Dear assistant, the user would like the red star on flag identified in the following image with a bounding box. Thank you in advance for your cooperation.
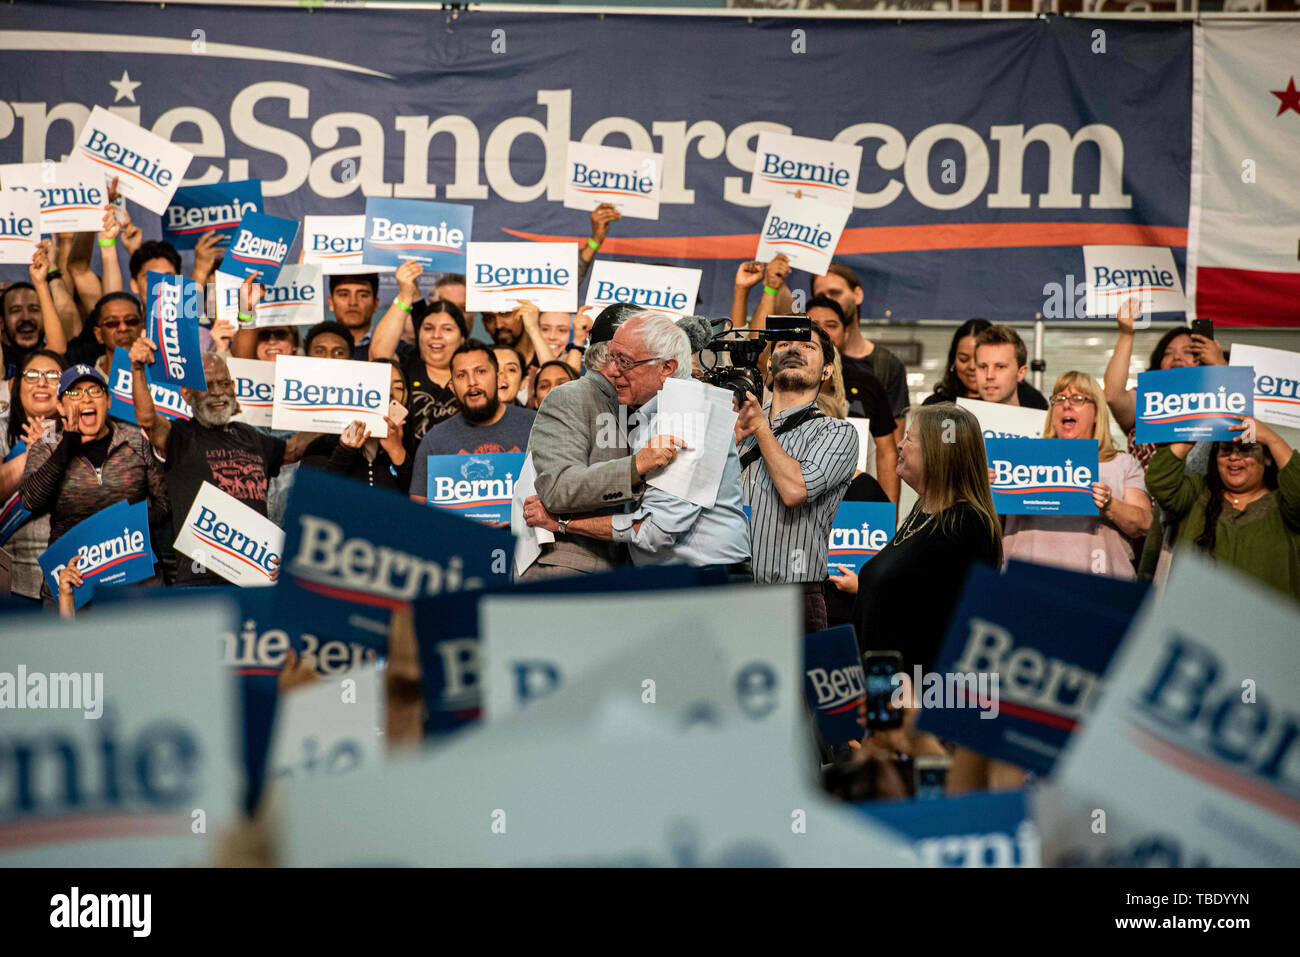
[1271,76,1300,116]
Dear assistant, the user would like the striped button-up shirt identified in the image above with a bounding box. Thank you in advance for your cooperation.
[740,400,858,584]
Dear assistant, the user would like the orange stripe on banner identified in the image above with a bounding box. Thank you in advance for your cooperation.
[500,223,1188,260]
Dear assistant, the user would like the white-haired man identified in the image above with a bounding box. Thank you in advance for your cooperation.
[129,341,316,585]
[524,313,750,573]
[518,308,684,580]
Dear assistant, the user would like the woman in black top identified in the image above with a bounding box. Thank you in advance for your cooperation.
[848,403,1002,671]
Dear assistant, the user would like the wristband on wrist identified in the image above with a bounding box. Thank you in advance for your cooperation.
[97,238,116,247]
[237,311,255,323]
[394,297,413,313]
[763,285,778,297]
[586,238,601,251]
[46,267,62,279]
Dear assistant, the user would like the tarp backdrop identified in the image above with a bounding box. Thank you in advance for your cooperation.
[0,4,1193,323]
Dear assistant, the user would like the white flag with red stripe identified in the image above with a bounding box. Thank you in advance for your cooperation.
[1189,23,1300,327]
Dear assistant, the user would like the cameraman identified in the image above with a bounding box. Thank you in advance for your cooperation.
[738,324,858,633]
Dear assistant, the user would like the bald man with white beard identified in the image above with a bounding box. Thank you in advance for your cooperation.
[128,344,317,584]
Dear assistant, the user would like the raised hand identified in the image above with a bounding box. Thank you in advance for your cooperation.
[193,230,222,279]
[395,260,424,303]
[734,260,764,291]
[1115,295,1143,334]
[763,254,791,292]
[590,203,620,243]
[29,243,51,286]
[237,271,263,318]
[129,335,157,367]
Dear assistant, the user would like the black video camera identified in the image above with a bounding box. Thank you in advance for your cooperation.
[698,315,813,407]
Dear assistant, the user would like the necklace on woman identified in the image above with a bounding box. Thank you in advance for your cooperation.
[893,504,934,545]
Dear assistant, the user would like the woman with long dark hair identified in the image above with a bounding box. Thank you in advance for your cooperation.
[0,349,66,600]
[1145,417,1299,600]
[369,261,467,443]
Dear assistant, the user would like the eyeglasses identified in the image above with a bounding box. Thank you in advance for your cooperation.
[605,351,665,373]
[1218,443,1261,458]
[1050,393,1096,407]
[257,328,294,341]
[100,317,142,331]
[21,369,61,383]
[63,385,106,399]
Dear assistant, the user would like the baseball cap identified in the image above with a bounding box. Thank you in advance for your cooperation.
[57,364,108,398]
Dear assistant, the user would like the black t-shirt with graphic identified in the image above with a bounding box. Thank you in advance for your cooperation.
[401,354,460,445]
[163,420,285,585]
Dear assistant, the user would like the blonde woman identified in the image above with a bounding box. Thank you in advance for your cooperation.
[844,404,1002,671]
[816,347,849,419]
[1002,372,1151,579]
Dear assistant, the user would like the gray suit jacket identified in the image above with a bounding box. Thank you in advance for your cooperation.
[528,370,641,573]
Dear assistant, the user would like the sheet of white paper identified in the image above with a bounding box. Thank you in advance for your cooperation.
[647,378,738,509]
[846,417,872,473]
[511,452,553,577]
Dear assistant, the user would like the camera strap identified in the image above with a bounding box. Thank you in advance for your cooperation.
[739,406,824,472]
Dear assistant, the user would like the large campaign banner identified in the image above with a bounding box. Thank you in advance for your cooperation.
[0,7,1195,324]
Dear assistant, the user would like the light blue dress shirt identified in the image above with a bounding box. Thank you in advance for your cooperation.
[610,394,751,567]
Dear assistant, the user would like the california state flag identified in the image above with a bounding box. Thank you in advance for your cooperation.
[1188,23,1300,327]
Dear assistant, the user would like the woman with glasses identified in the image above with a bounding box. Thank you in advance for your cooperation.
[0,350,65,601]
[1001,372,1152,579]
[1146,417,1300,600]
[20,365,169,599]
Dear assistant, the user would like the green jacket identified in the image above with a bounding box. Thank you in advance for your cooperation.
[1146,446,1300,602]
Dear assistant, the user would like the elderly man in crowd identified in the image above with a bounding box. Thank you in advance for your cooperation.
[524,314,750,573]
[515,303,677,580]
[129,340,316,585]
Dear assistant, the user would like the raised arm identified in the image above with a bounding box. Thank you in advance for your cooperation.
[730,261,764,330]
[517,300,556,365]
[1104,296,1141,433]
[577,204,619,287]
[63,230,101,320]
[369,260,422,361]
[129,335,171,454]
[43,238,80,338]
[97,206,124,295]
[29,245,67,354]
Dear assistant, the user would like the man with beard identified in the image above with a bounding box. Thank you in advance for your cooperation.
[737,323,858,633]
[2,254,69,380]
[408,339,535,505]
[127,342,316,584]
